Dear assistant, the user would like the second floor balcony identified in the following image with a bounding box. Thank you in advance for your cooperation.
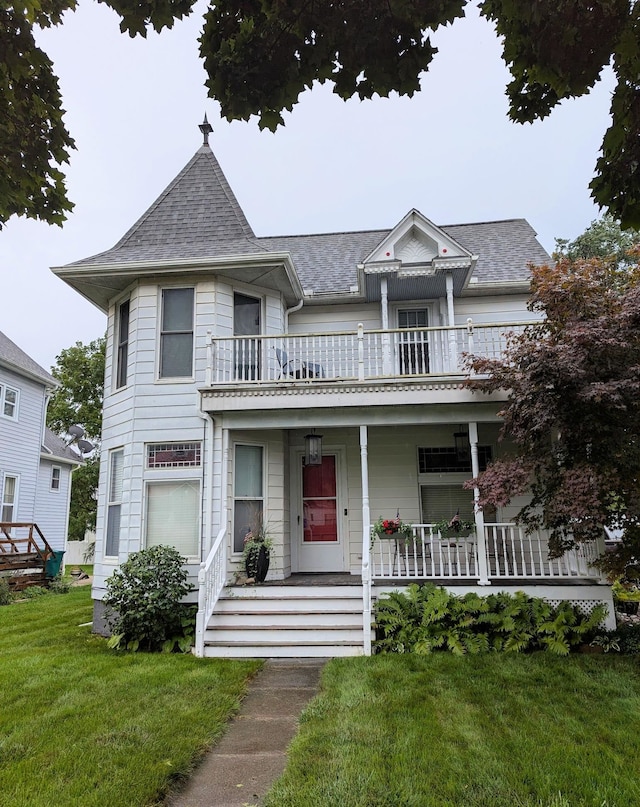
[205,320,529,387]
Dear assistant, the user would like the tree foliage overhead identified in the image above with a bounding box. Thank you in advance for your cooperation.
[3,0,640,228]
[47,337,105,541]
[464,251,640,577]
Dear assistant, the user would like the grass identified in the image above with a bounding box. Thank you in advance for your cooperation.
[0,586,261,807]
[265,653,640,807]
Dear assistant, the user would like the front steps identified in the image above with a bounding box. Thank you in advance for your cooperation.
[202,584,371,658]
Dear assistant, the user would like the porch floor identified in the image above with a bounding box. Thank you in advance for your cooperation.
[256,574,604,587]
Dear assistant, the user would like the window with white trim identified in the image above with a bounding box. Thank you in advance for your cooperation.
[116,299,130,389]
[159,287,194,378]
[0,384,19,419]
[1,474,18,522]
[145,480,200,557]
[51,466,61,491]
[233,444,264,553]
[105,449,124,557]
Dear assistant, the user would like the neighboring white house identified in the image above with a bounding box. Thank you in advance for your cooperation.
[0,331,81,557]
[53,125,615,656]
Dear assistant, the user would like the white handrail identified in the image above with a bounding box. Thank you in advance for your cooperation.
[193,526,227,657]
[370,523,605,582]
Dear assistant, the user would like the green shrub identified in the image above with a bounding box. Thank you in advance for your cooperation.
[21,585,48,599]
[0,576,12,606]
[374,583,607,656]
[48,576,71,594]
[609,622,640,654]
[104,545,195,652]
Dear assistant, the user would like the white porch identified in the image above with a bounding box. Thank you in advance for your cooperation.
[193,408,614,658]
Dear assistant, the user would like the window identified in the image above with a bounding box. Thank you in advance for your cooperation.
[51,467,61,491]
[105,449,124,557]
[146,480,200,557]
[147,442,201,469]
[398,308,429,375]
[421,485,475,526]
[160,288,194,378]
[233,444,263,553]
[1,475,18,522]
[116,299,130,388]
[418,446,492,474]
[0,384,19,419]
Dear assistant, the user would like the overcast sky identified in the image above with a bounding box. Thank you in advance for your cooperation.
[1,0,615,372]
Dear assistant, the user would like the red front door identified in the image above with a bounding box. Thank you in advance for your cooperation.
[298,455,344,571]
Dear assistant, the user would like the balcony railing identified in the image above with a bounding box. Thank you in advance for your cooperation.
[370,523,605,581]
[205,320,529,386]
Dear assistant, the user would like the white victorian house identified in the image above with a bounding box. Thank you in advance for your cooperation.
[53,125,614,656]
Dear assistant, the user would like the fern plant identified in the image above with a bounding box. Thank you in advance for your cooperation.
[374,585,608,656]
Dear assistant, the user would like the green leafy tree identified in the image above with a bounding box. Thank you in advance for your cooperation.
[4,0,640,228]
[464,251,640,578]
[47,337,105,541]
[555,214,639,267]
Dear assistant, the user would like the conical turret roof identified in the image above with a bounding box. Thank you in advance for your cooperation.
[70,144,265,266]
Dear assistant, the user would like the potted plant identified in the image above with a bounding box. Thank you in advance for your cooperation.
[612,578,640,615]
[372,515,414,540]
[241,517,273,583]
[433,513,475,540]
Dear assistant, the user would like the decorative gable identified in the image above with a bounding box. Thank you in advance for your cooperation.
[362,209,476,277]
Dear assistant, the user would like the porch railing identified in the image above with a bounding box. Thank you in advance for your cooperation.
[194,526,228,657]
[371,523,605,581]
[206,320,529,385]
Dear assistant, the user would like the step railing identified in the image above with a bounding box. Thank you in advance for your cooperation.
[206,320,529,385]
[371,523,605,581]
[0,523,55,566]
[194,526,228,657]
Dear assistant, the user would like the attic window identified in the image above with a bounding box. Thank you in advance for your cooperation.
[147,442,201,469]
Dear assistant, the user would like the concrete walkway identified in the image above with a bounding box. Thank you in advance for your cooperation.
[167,659,326,807]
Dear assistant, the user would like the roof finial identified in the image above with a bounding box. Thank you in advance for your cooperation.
[199,113,213,146]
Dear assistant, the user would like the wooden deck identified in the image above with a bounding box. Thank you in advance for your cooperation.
[0,523,57,590]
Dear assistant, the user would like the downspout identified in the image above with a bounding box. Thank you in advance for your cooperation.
[284,298,304,331]
[197,406,214,560]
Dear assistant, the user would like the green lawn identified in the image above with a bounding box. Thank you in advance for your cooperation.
[265,653,640,807]
[0,587,261,807]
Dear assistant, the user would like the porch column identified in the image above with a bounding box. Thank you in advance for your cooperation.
[380,277,392,375]
[360,425,372,655]
[445,272,458,372]
[469,421,490,585]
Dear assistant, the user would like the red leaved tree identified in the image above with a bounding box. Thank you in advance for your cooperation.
[464,251,640,577]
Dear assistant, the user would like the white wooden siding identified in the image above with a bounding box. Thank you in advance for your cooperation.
[35,459,72,552]
[288,303,381,334]
[0,367,47,524]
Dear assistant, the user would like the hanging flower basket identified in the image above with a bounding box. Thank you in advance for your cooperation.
[372,516,413,540]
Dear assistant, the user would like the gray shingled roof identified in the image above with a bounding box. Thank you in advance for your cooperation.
[0,331,57,386]
[69,146,266,267]
[43,427,83,464]
[62,144,551,293]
